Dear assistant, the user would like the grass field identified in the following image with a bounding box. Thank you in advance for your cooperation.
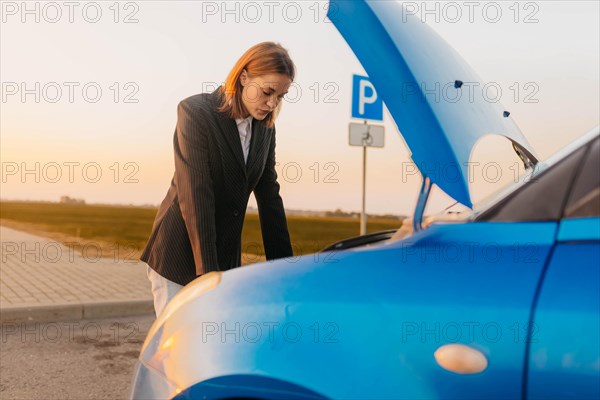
[0,201,402,264]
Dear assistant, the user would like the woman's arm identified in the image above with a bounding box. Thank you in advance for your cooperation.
[254,127,294,260]
[174,99,219,275]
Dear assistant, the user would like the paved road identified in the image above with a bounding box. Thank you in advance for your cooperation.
[1,225,151,308]
[0,314,154,399]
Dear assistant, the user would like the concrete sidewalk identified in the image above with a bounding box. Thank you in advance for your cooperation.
[0,226,154,324]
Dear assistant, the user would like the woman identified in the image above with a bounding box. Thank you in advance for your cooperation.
[141,42,295,317]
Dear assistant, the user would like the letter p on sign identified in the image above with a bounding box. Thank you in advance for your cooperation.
[352,74,383,121]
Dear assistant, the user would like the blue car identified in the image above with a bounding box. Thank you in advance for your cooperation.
[130,1,600,399]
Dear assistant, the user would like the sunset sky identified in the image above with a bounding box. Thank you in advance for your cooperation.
[2,1,599,216]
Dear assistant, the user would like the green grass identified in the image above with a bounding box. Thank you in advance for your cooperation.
[243,214,401,258]
[1,201,402,262]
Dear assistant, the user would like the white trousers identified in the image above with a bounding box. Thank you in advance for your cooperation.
[146,264,184,317]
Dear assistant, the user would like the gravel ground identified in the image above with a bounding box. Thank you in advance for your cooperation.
[0,314,155,400]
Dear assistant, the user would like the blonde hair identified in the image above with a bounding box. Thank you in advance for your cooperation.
[218,42,295,128]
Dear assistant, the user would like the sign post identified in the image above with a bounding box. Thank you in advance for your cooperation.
[349,122,385,234]
[361,122,367,236]
[350,74,384,235]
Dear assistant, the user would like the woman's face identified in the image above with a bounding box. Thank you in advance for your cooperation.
[240,71,292,120]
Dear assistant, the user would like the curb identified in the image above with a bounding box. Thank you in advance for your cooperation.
[0,299,154,324]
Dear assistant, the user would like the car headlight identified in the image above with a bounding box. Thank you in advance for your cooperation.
[129,360,181,400]
[142,272,222,355]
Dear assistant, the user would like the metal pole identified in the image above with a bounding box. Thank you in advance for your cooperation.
[360,121,368,236]
[361,144,367,235]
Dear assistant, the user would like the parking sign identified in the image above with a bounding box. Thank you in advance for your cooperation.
[351,74,383,121]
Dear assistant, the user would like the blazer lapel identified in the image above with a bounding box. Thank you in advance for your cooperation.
[207,88,270,183]
[220,118,247,175]
[246,118,264,172]
[246,119,272,190]
[208,89,247,176]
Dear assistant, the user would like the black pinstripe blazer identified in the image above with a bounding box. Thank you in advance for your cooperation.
[140,87,293,286]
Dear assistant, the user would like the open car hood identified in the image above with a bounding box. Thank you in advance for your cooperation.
[328,0,538,207]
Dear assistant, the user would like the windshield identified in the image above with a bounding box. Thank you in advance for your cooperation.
[471,128,599,218]
[389,129,598,242]
[471,166,537,217]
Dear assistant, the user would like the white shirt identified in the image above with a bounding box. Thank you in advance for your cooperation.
[234,115,253,164]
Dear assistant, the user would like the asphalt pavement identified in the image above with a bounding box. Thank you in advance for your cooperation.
[0,314,154,399]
